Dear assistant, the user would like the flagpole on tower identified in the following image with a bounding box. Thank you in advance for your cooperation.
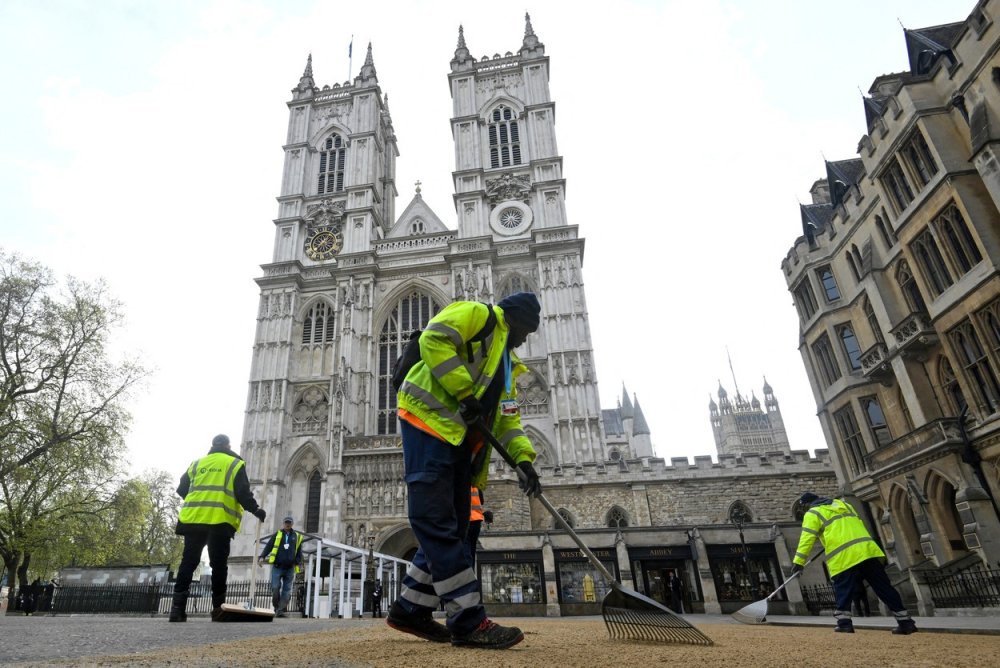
[348,35,354,82]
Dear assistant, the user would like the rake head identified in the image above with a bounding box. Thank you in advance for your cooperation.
[731,598,769,625]
[602,585,714,646]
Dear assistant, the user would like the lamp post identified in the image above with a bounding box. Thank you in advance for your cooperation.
[365,534,376,616]
[731,506,759,601]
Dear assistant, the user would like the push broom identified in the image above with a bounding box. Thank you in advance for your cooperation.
[215,450,275,622]
[731,551,822,624]
[478,420,713,646]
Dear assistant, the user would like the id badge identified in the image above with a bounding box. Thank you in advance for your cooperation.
[500,399,519,416]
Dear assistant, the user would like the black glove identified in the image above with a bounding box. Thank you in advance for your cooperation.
[790,564,803,576]
[482,510,494,524]
[517,461,541,497]
[460,396,485,422]
[253,508,267,522]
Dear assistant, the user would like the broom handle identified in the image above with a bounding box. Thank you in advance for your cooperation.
[247,446,270,606]
[477,420,618,585]
[766,551,822,602]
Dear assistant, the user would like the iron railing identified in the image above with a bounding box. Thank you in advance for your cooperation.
[799,584,837,614]
[11,581,305,616]
[926,566,1000,609]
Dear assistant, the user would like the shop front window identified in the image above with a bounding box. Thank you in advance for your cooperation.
[557,561,614,603]
[708,545,785,603]
[479,562,543,604]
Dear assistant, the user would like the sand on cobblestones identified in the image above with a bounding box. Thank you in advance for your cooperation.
[10,619,989,668]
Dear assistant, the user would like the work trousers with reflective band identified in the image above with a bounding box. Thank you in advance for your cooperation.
[398,421,484,634]
[831,557,910,627]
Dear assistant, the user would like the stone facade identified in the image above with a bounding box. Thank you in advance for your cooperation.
[781,0,1000,615]
[233,15,841,617]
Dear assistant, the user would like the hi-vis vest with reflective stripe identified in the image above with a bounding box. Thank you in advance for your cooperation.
[397,301,536,490]
[792,498,885,577]
[470,487,484,522]
[267,530,304,573]
[178,452,247,532]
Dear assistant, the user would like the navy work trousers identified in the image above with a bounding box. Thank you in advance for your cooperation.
[831,557,910,625]
[174,530,231,608]
[397,420,483,634]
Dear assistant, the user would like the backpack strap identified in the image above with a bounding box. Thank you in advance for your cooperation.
[465,303,497,360]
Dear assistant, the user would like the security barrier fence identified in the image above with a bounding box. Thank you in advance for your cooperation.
[8,581,305,616]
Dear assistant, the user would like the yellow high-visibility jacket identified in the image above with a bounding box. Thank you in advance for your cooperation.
[397,301,536,489]
[793,498,885,576]
[178,452,247,532]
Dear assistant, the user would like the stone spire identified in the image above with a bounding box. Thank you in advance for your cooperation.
[520,12,543,56]
[451,24,473,70]
[620,384,634,420]
[294,53,316,97]
[357,42,377,84]
[632,395,650,436]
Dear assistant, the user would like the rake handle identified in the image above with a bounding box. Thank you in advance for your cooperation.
[476,419,618,585]
[766,551,823,602]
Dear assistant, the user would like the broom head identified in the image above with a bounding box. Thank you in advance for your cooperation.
[602,584,713,646]
[215,602,275,622]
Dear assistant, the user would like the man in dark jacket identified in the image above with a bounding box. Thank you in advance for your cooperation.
[170,434,265,622]
[257,515,303,617]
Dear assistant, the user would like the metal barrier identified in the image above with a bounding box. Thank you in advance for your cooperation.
[10,581,306,617]
[799,584,837,615]
[927,566,1000,609]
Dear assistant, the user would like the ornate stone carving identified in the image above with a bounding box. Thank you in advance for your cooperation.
[305,199,346,227]
[485,173,531,205]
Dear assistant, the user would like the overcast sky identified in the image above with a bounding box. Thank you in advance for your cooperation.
[0,0,968,479]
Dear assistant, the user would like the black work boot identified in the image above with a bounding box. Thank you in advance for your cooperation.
[834,621,854,633]
[451,617,524,649]
[892,619,918,635]
[385,601,450,643]
[168,592,188,622]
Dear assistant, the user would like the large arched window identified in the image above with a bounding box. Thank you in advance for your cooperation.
[376,290,443,434]
[318,133,346,194]
[305,470,321,533]
[895,261,928,315]
[606,506,629,528]
[488,105,521,168]
[939,356,967,416]
[838,324,863,371]
[302,301,336,344]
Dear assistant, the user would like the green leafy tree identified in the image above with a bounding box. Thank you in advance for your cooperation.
[0,250,145,602]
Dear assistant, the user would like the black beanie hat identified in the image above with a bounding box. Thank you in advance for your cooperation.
[797,492,819,507]
[498,292,541,332]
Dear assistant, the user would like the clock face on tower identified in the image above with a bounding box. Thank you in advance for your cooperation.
[304,224,343,261]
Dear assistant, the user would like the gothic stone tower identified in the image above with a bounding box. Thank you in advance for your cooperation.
[235,16,618,563]
[709,378,791,456]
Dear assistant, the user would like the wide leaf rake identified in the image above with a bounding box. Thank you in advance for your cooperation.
[479,421,713,646]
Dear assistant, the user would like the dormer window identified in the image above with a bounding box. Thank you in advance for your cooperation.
[488,105,521,168]
[410,219,426,235]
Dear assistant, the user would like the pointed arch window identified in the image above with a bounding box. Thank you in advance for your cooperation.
[933,203,982,275]
[318,133,346,194]
[305,470,321,533]
[939,356,967,416]
[302,301,336,344]
[376,290,443,434]
[488,105,521,168]
[555,508,575,530]
[498,274,535,298]
[948,322,1000,414]
[864,298,884,344]
[606,506,629,528]
[895,261,928,315]
[838,324,863,371]
[846,252,860,282]
[912,229,954,296]
[860,395,892,448]
[833,405,867,475]
[728,501,753,525]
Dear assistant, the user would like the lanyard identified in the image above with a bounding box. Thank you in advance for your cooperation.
[503,348,513,394]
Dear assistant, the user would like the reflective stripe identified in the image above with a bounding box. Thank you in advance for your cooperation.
[825,536,875,560]
[188,485,236,497]
[433,568,477,595]
[801,527,819,536]
[433,356,465,376]
[425,321,463,348]
[795,552,809,561]
[892,610,911,619]
[834,609,853,620]
[401,383,464,423]
[182,500,241,519]
[223,457,241,489]
[401,586,440,608]
[500,428,526,447]
[406,564,434,586]
[444,590,481,615]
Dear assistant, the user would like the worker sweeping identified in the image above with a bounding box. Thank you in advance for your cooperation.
[170,434,266,622]
[791,492,916,635]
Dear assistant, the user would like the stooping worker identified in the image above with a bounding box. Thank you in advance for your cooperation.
[170,434,266,622]
[791,491,917,635]
[386,292,543,650]
[257,515,304,617]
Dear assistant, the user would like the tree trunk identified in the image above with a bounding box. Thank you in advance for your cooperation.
[3,551,22,610]
[16,552,31,587]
